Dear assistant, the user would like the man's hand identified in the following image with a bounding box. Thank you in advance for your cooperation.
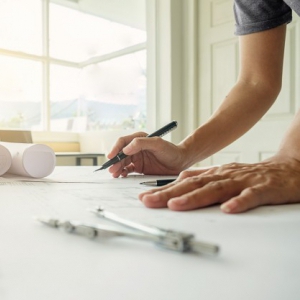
[107,132,187,178]
[139,155,300,213]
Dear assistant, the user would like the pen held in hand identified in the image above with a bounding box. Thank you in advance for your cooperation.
[140,179,176,186]
[94,120,178,172]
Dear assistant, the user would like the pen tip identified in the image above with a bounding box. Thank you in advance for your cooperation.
[94,167,103,172]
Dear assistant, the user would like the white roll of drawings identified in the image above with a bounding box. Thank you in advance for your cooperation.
[0,142,56,178]
[0,144,12,176]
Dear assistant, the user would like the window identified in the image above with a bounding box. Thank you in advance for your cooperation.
[0,0,146,132]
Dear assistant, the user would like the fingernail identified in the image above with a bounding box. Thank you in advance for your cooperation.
[123,145,131,155]
[143,194,161,203]
[221,201,237,213]
[170,197,188,206]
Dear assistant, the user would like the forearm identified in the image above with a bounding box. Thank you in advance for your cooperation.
[180,79,279,167]
[277,109,300,161]
[177,26,286,168]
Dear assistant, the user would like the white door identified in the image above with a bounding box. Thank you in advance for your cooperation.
[198,0,300,166]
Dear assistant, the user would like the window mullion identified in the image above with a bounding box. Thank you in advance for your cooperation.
[42,0,50,131]
[79,42,146,67]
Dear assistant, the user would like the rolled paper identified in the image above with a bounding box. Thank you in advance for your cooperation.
[0,142,56,178]
[0,144,12,176]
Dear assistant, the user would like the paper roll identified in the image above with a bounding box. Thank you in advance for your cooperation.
[0,144,12,176]
[0,142,56,178]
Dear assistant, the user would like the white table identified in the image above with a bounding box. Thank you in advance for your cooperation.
[1,167,300,300]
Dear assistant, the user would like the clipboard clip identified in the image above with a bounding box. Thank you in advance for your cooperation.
[35,207,219,255]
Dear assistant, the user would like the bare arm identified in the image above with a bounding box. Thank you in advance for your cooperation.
[108,25,287,179]
[138,25,300,213]
[180,24,287,166]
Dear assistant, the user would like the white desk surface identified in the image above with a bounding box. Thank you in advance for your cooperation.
[1,166,300,300]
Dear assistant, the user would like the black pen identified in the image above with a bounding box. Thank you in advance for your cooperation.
[94,120,178,172]
[140,179,176,186]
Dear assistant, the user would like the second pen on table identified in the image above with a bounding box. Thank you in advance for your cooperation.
[140,179,176,186]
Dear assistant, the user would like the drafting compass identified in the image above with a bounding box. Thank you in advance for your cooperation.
[35,207,219,255]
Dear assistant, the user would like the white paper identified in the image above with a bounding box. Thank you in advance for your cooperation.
[0,166,300,300]
[0,144,12,176]
[1,167,300,300]
[0,142,56,178]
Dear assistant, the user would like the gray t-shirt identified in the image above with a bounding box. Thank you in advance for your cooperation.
[234,0,300,35]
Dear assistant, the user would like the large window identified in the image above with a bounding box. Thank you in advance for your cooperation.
[0,0,146,132]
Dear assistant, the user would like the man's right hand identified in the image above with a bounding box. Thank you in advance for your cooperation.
[106,131,187,178]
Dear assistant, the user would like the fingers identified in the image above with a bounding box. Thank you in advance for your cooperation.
[107,134,167,178]
[108,135,184,178]
[107,132,147,159]
[168,178,242,211]
[122,136,167,156]
[178,168,212,179]
[220,184,280,213]
[120,164,136,177]
[109,162,136,178]
[138,176,214,204]
[139,172,283,213]
[140,175,242,210]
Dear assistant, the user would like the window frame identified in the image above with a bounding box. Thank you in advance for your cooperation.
[0,0,146,133]
[0,0,199,147]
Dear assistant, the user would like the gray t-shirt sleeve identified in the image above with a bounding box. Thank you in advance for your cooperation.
[234,0,292,35]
